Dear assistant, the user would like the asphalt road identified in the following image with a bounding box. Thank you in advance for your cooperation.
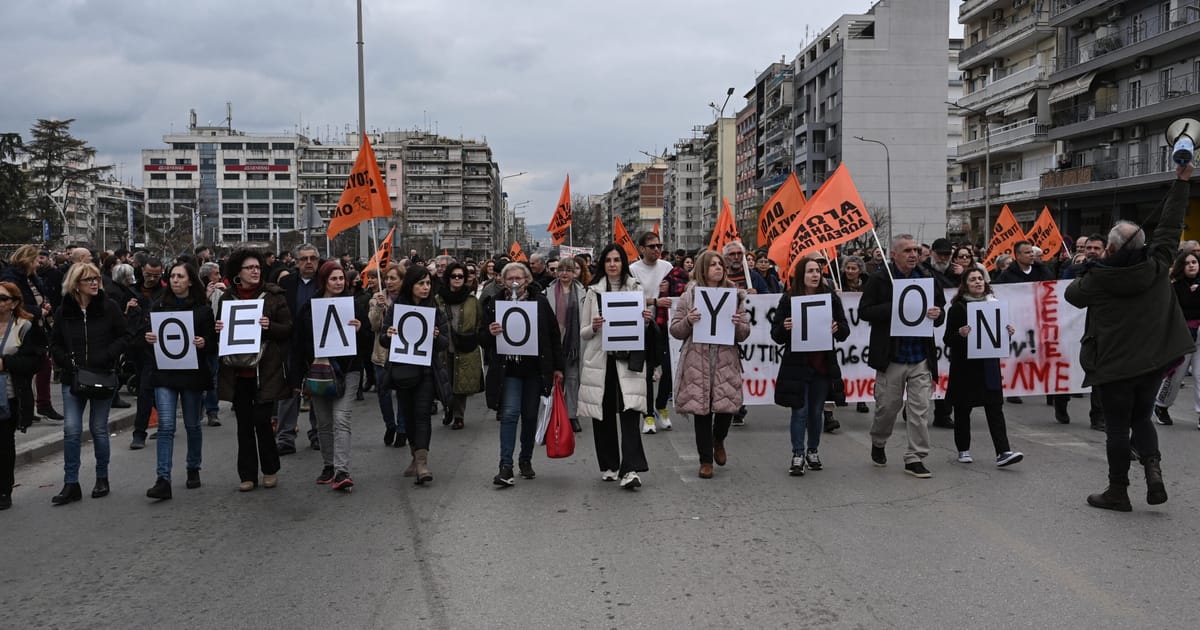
[3,394,1198,629]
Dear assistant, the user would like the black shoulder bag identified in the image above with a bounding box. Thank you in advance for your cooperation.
[66,308,120,400]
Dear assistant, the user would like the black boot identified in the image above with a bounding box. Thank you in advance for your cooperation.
[146,478,172,500]
[186,469,201,489]
[51,483,82,506]
[823,410,840,433]
[1087,484,1132,512]
[1144,456,1167,505]
[91,478,110,499]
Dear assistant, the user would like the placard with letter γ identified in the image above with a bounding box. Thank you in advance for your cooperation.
[496,301,540,356]
[789,294,833,352]
[389,304,436,366]
[601,291,644,352]
[150,310,197,370]
[218,299,264,357]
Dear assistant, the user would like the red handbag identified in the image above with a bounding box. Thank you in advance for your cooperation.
[545,380,575,458]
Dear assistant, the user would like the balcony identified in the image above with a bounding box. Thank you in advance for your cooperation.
[1041,152,1195,194]
[1050,74,1200,138]
[957,63,1047,110]
[956,117,1050,160]
[762,94,792,120]
[959,0,1002,23]
[960,11,1053,67]
[1054,2,1200,75]
[948,173,1039,209]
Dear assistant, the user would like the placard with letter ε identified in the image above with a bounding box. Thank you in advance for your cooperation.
[218,299,264,357]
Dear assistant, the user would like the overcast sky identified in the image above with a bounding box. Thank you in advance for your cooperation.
[0,0,961,228]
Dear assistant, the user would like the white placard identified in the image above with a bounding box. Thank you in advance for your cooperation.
[890,278,936,338]
[218,299,264,357]
[966,300,1011,359]
[389,304,436,366]
[311,297,356,358]
[496,301,540,356]
[789,294,833,352]
[150,311,198,370]
[693,287,738,345]
[601,291,644,352]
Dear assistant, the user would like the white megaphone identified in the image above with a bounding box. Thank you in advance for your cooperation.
[1165,117,1199,167]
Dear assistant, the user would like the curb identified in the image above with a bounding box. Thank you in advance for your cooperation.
[16,408,138,468]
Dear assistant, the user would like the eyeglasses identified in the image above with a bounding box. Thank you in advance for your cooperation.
[644,243,663,249]
[0,296,17,303]
[241,265,261,271]
[298,256,318,262]
[80,276,100,283]
[449,274,465,280]
[954,253,972,259]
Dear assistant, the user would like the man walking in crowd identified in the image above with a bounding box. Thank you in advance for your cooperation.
[1056,233,1107,429]
[129,258,164,449]
[629,232,676,433]
[920,237,959,429]
[276,243,322,454]
[528,253,554,293]
[722,240,762,426]
[1066,163,1193,512]
[859,234,946,479]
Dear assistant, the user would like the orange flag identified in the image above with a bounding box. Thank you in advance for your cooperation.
[328,134,393,240]
[548,175,572,246]
[613,216,639,262]
[708,198,739,252]
[1026,206,1066,262]
[757,173,807,248]
[508,240,528,263]
[652,221,659,235]
[767,164,873,276]
[982,205,1026,271]
[360,226,395,287]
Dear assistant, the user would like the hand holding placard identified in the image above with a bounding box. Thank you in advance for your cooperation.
[389,304,436,366]
[311,297,356,358]
[218,299,265,357]
[694,287,737,345]
[600,292,644,352]
[890,278,936,338]
[150,311,198,370]
[496,301,540,356]
[966,300,1011,359]
[789,295,833,352]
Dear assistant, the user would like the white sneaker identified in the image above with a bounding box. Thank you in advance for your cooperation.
[957,451,973,463]
[641,416,657,434]
[600,470,618,482]
[656,408,672,431]
[619,471,641,489]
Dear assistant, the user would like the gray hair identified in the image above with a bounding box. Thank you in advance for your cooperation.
[1108,220,1144,250]
[199,261,221,281]
[891,233,916,251]
[294,242,318,256]
[995,254,1013,269]
[112,263,136,286]
[1180,240,1200,253]
[529,252,546,265]
[721,240,745,255]
[499,262,532,282]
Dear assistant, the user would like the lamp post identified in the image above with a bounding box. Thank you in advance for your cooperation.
[948,101,991,242]
[708,87,735,236]
[853,136,892,243]
[499,172,527,251]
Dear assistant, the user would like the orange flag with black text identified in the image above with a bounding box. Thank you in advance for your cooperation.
[508,240,528,263]
[708,198,739,252]
[767,164,872,276]
[613,216,639,262]
[1026,207,1066,262]
[982,205,1026,271]
[757,173,807,248]
[328,134,392,240]
[360,226,395,287]
[548,176,572,245]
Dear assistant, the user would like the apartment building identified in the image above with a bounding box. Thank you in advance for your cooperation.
[701,118,737,237]
[94,176,145,252]
[664,136,706,253]
[734,100,759,243]
[608,161,666,238]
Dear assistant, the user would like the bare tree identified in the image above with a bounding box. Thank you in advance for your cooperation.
[23,119,111,245]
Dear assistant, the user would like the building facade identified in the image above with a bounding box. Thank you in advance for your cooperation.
[664,136,706,253]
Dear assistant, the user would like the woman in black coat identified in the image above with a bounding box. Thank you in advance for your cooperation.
[944,268,1023,467]
[771,256,849,476]
[48,263,129,505]
[0,280,47,510]
[138,262,217,500]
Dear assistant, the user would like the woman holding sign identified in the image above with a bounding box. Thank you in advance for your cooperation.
[382,265,449,485]
[669,250,751,479]
[292,262,371,491]
[139,262,217,500]
[944,268,1023,467]
[771,256,850,476]
[546,257,587,433]
[369,263,406,447]
[215,250,292,492]
[436,263,483,431]
[579,244,651,490]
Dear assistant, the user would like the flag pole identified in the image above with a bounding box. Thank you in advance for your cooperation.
[355,0,384,289]
[869,228,894,283]
[827,248,842,292]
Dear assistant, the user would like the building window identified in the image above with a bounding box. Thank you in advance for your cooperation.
[273,203,295,213]
[171,143,195,150]
[1129,80,1142,109]
[222,142,243,150]
[224,173,239,180]
[247,203,269,214]
[150,173,166,180]
[221,189,244,199]
[272,143,294,151]
[245,142,269,151]
[246,189,269,200]
[149,202,171,213]
[276,218,295,229]
[274,173,291,180]
[150,158,166,165]
[222,203,243,214]
[246,173,268,181]
[148,188,170,199]
[273,189,294,199]
[1160,68,1174,97]
[176,173,192,180]
[224,158,240,165]
[175,158,192,165]
[222,218,242,230]
[274,158,291,166]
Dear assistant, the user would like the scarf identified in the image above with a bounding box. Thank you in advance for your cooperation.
[439,282,471,306]
[556,283,580,363]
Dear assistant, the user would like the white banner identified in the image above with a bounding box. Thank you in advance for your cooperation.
[311,297,356,358]
[150,311,197,370]
[669,281,1089,405]
[218,299,264,358]
[496,301,539,356]
[559,245,593,258]
[601,292,644,352]
[389,304,436,366]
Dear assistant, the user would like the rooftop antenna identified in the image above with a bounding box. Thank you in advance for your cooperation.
[225,101,233,133]
[188,109,197,130]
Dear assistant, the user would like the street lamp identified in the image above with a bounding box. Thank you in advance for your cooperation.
[947,101,991,242]
[708,87,736,233]
[853,136,892,244]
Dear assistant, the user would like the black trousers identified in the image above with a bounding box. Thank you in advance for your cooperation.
[1052,390,1105,424]
[0,410,15,495]
[694,413,732,464]
[952,403,1011,455]
[233,377,280,483]
[644,325,673,412]
[594,359,648,475]
[396,371,434,451]
[1098,371,1161,486]
[132,360,156,438]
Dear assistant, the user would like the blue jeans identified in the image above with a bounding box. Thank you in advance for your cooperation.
[62,385,113,484]
[154,388,203,481]
[499,376,540,468]
[375,365,406,433]
[203,355,220,416]
[789,378,829,456]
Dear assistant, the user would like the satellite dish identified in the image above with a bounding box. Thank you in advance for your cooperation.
[1164,117,1200,167]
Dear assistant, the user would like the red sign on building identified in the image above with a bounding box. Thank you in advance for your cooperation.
[144,164,198,172]
[225,164,289,172]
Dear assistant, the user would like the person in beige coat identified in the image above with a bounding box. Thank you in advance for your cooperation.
[669,250,750,479]
[579,244,652,490]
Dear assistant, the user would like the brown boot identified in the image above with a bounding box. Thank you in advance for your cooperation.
[713,440,727,466]
[403,446,416,477]
[1144,456,1168,505]
[698,463,713,479]
[414,449,432,485]
[1087,484,1132,512]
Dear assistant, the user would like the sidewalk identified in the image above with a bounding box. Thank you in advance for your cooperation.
[15,381,140,466]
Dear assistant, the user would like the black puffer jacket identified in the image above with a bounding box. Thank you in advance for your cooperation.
[49,291,129,387]
[139,294,218,391]
[771,292,850,408]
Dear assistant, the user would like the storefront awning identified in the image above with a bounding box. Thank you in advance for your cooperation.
[1048,72,1097,105]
